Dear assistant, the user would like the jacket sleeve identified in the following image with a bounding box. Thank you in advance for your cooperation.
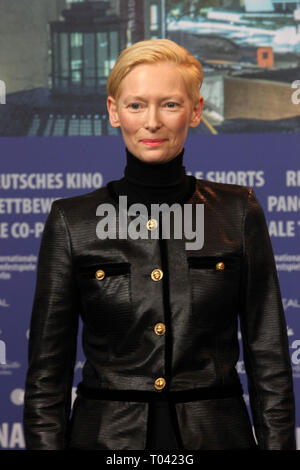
[239,188,296,450]
[23,201,79,450]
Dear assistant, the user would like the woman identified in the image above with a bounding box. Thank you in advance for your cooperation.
[23,39,295,450]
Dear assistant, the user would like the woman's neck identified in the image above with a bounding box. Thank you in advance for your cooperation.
[107,147,195,208]
[123,147,186,188]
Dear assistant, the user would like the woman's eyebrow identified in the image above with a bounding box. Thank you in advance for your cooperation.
[123,95,146,101]
[124,94,184,101]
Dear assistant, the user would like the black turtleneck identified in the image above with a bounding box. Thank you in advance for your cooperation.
[107,147,195,209]
[107,147,195,450]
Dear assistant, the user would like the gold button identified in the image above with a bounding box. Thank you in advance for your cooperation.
[151,268,163,281]
[154,323,166,336]
[147,218,158,231]
[216,262,225,271]
[154,377,166,390]
[95,269,105,280]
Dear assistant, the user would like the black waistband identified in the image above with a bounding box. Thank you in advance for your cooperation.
[76,382,243,403]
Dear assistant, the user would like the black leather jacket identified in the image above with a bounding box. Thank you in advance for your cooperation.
[23,178,295,450]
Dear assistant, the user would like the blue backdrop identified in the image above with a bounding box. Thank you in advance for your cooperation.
[0,134,299,449]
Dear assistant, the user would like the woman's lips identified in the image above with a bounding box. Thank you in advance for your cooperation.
[141,139,166,147]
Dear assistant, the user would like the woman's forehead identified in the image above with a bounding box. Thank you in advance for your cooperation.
[118,62,188,97]
[128,61,180,76]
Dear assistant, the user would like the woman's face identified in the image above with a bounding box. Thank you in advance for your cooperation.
[107,62,203,164]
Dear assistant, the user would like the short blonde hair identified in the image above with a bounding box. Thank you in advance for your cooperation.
[107,38,204,106]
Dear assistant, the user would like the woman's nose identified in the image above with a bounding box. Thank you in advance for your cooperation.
[144,106,162,131]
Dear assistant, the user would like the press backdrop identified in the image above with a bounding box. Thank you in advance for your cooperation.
[0,134,299,449]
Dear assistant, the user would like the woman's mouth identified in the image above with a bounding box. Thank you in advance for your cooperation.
[142,139,166,147]
[141,139,166,147]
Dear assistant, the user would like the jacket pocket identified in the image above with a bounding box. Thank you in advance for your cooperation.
[187,255,241,329]
[68,395,148,450]
[78,262,130,279]
[176,395,256,450]
[76,262,132,337]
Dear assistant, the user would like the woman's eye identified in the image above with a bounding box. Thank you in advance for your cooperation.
[165,102,178,108]
[128,102,179,110]
[129,103,141,110]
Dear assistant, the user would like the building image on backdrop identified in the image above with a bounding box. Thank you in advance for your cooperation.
[0,0,300,136]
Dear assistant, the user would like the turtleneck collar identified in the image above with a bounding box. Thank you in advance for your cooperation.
[123,147,186,188]
[107,147,196,208]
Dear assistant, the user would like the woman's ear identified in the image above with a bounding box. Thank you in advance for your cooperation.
[107,96,120,128]
[189,95,204,128]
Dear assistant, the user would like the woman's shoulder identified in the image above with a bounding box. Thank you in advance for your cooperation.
[50,185,112,217]
[194,177,252,201]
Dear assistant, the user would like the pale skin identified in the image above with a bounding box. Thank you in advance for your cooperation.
[107,62,204,164]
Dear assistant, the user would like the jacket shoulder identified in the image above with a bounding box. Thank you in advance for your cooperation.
[195,178,252,204]
[50,186,111,216]
[196,178,251,196]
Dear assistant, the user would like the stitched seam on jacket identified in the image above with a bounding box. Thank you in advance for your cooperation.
[240,188,265,449]
[53,202,77,449]
[55,203,75,260]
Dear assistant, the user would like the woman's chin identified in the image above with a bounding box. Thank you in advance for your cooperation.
[134,149,177,165]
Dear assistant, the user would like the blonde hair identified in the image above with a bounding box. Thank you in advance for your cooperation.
[107,39,204,106]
